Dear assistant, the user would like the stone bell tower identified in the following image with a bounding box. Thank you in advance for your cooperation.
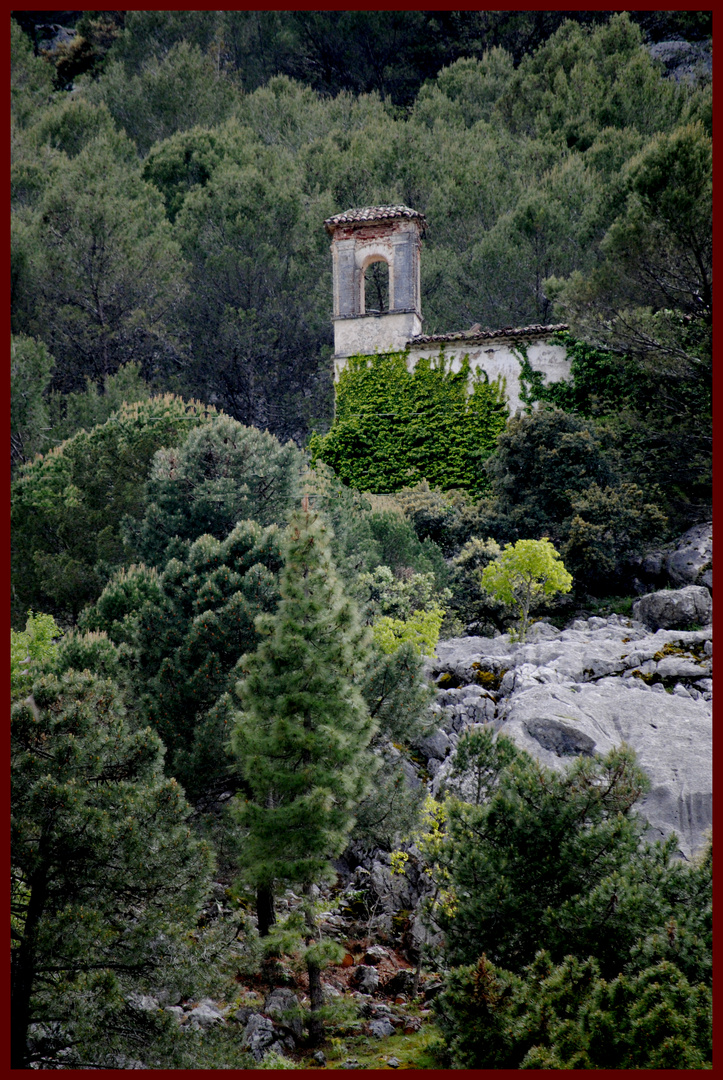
[324,205,426,367]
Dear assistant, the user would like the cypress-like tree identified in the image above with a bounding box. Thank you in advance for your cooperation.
[229,508,376,1042]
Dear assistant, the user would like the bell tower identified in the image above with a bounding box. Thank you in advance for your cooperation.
[324,205,426,367]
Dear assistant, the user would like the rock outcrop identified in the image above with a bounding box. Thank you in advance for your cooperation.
[632,521,712,592]
[426,597,712,859]
[633,585,712,630]
[647,39,712,84]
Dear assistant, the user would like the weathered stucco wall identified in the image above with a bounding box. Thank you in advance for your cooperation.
[333,336,571,415]
[332,312,423,375]
[406,338,571,415]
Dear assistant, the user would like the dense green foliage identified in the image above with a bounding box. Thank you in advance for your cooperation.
[230,511,376,891]
[11,667,213,1069]
[437,949,712,1069]
[11,395,217,626]
[429,729,712,1068]
[12,11,710,465]
[129,413,303,568]
[82,522,283,798]
[10,335,55,468]
[9,10,711,1066]
[229,511,376,1039]
[469,405,667,594]
[11,340,152,472]
[310,352,508,495]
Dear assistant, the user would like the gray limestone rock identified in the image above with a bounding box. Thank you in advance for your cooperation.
[414,727,451,761]
[430,614,712,859]
[264,988,303,1039]
[352,965,380,994]
[368,858,418,916]
[186,999,225,1030]
[647,39,712,84]
[368,1018,396,1038]
[498,681,711,858]
[127,994,159,1012]
[384,969,418,996]
[242,1013,276,1061]
[633,586,712,631]
[666,523,712,588]
[655,656,709,680]
[363,944,388,965]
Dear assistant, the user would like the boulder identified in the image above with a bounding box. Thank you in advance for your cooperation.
[647,39,712,84]
[264,988,303,1039]
[634,523,712,591]
[414,727,451,761]
[241,1013,277,1061]
[127,994,159,1012]
[496,680,711,858]
[666,523,712,588]
[633,586,712,631]
[351,965,379,994]
[186,999,225,1030]
[367,858,419,918]
[430,613,712,859]
[368,1018,396,1038]
[363,944,388,965]
[384,969,418,996]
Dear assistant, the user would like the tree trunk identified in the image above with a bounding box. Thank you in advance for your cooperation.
[11,863,48,1069]
[256,882,276,938]
[303,883,324,1045]
[306,956,325,1046]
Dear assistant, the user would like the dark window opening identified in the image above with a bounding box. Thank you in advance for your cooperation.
[364,260,389,313]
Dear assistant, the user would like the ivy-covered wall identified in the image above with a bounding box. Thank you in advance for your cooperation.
[309,350,508,495]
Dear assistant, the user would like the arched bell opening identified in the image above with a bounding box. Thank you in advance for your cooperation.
[363,257,390,314]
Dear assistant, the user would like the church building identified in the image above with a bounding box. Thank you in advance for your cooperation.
[324,205,572,414]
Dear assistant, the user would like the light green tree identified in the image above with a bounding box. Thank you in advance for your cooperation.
[481,537,572,640]
[10,612,61,701]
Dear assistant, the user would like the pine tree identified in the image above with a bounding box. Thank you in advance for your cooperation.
[229,508,376,1042]
[11,668,213,1069]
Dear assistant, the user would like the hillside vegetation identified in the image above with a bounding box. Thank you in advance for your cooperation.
[11,11,711,1070]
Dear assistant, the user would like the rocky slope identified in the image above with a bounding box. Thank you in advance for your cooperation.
[123,585,712,1067]
[423,586,712,860]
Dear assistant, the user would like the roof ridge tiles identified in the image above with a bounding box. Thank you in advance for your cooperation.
[324,205,426,230]
[409,323,569,344]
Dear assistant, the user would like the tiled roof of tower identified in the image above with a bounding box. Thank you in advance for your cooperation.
[324,205,426,231]
[409,323,569,345]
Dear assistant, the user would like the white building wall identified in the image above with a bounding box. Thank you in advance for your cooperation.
[334,337,572,415]
[405,339,571,415]
[332,312,423,376]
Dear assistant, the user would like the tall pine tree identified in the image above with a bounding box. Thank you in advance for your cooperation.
[229,508,376,1042]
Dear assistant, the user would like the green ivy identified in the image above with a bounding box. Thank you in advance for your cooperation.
[309,350,508,496]
[515,344,548,408]
[531,331,636,414]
